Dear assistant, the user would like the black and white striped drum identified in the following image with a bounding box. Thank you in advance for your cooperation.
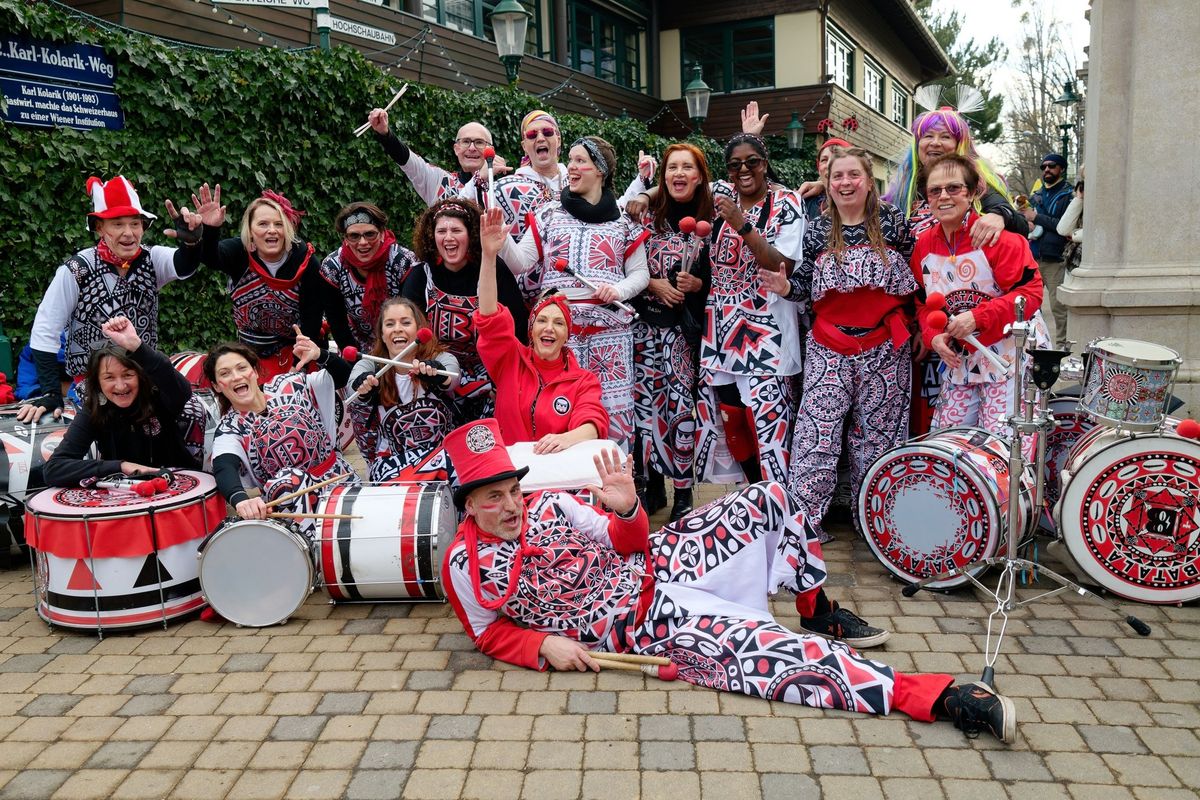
[1055,423,1200,604]
[858,428,1032,589]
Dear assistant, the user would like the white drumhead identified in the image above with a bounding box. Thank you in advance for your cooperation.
[199,521,314,626]
[508,439,618,492]
[1091,338,1180,365]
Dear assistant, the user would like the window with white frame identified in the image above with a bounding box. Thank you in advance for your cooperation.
[826,24,853,92]
[892,85,909,127]
[864,59,883,111]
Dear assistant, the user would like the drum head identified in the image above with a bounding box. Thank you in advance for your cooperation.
[199,521,314,626]
[858,429,1015,589]
[1057,431,1200,604]
[1090,338,1180,366]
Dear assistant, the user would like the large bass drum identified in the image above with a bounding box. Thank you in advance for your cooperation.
[1040,396,1097,533]
[1054,424,1200,604]
[858,427,1031,589]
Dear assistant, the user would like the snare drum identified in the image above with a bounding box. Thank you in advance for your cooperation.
[23,470,222,630]
[1040,396,1097,533]
[858,428,1032,589]
[318,482,454,601]
[1081,338,1181,431]
[197,519,316,626]
[1054,426,1200,604]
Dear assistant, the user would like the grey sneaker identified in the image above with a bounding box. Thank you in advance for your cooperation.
[945,682,1017,744]
[799,603,891,648]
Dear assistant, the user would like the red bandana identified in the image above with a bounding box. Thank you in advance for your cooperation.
[96,239,142,269]
[340,229,397,324]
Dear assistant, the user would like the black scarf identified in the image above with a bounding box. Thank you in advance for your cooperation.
[560,188,619,223]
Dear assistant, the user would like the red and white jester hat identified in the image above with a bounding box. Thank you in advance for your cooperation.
[86,175,157,230]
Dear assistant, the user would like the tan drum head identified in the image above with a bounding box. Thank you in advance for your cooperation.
[1090,338,1181,368]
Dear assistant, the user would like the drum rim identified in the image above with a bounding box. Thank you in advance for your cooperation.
[24,478,219,520]
[858,430,1012,587]
[1057,431,1200,604]
[1086,337,1181,369]
[198,519,315,625]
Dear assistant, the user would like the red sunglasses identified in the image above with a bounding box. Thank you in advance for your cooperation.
[524,127,558,140]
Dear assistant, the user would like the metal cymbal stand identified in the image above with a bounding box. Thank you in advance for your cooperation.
[902,297,1151,689]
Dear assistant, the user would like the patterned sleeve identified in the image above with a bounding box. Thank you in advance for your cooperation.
[786,224,822,302]
[401,150,455,207]
[883,203,915,261]
[772,191,806,263]
[549,492,649,556]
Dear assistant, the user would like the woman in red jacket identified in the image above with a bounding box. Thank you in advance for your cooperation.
[475,206,609,452]
[911,154,1048,439]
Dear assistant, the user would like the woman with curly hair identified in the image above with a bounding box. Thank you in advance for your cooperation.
[401,197,527,421]
[347,297,460,482]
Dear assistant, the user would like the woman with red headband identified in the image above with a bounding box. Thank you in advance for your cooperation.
[347,297,460,482]
[193,184,326,382]
[498,136,649,454]
[401,197,528,421]
[475,207,608,451]
[629,143,714,521]
[319,202,416,353]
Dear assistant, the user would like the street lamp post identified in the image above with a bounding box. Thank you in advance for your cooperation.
[785,111,804,154]
[683,65,711,133]
[1058,122,1076,170]
[490,0,532,84]
[1053,80,1083,175]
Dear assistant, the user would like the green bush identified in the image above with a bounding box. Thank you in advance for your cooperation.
[0,0,815,351]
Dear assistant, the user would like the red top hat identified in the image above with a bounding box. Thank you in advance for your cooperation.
[444,418,529,508]
[86,175,157,229]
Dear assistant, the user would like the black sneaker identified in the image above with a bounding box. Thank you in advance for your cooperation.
[799,602,890,648]
[945,682,1016,744]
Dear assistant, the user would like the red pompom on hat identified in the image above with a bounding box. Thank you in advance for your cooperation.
[86,175,157,229]
[444,418,530,508]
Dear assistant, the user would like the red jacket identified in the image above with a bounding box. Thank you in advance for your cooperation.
[474,304,609,444]
[911,212,1044,348]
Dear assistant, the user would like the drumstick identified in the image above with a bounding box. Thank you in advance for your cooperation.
[591,659,679,681]
[268,512,363,520]
[263,472,353,509]
[590,652,672,666]
[354,84,409,136]
[359,353,459,379]
[552,260,638,317]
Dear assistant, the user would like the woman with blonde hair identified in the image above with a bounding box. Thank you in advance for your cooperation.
[195,184,326,381]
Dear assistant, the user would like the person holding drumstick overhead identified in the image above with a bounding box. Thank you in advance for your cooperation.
[475,206,609,452]
[44,316,200,487]
[440,418,1017,745]
[205,326,359,521]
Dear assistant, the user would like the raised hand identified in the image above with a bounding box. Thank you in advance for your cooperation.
[741,100,768,136]
[369,108,389,135]
[585,449,637,517]
[188,183,226,228]
[757,262,790,296]
[715,195,745,229]
[162,199,202,244]
[355,373,380,397]
[101,315,142,351]
[480,206,508,258]
[637,150,657,181]
[291,324,320,372]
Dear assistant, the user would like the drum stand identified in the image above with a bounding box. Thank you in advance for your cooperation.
[902,297,1151,690]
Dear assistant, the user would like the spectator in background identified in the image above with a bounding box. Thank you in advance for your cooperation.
[1023,153,1074,347]
[1056,166,1085,274]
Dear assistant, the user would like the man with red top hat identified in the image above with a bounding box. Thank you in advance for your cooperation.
[17,175,211,423]
[441,418,1018,744]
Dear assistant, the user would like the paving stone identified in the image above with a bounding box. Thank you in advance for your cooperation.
[358,741,418,770]
[406,671,454,690]
[865,746,930,777]
[84,741,155,770]
[641,741,695,771]
[344,770,409,800]
[0,770,72,799]
[567,691,617,714]
[1101,754,1182,787]
[810,745,871,775]
[224,768,296,800]
[285,769,353,799]
[425,714,482,740]
[982,750,1053,781]
[0,653,55,672]
[1079,725,1151,754]
[115,694,175,717]
[219,653,272,673]
[20,693,82,716]
[520,769,581,800]
[109,769,183,800]
[640,715,690,741]
[940,778,1009,800]
[314,692,370,715]
[402,769,466,800]
[760,772,821,800]
[818,776,884,800]
[641,770,700,800]
[270,715,328,741]
[692,714,746,741]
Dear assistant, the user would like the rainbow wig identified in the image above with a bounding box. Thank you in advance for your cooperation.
[882,107,1012,219]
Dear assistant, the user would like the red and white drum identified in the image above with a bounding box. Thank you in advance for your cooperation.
[23,470,223,630]
[1054,425,1200,604]
[169,352,210,391]
[1,404,75,500]
[1040,396,1097,533]
[197,518,316,626]
[318,482,455,601]
[858,428,1032,589]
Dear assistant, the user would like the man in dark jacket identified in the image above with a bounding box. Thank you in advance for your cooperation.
[1023,153,1075,347]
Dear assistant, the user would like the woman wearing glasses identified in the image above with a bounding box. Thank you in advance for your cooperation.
[760,147,916,546]
[498,136,649,453]
[694,134,805,488]
[911,154,1047,441]
[319,202,417,353]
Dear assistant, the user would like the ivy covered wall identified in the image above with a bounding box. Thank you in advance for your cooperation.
[0,0,815,352]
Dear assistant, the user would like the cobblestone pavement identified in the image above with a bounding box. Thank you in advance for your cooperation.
[0,484,1197,799]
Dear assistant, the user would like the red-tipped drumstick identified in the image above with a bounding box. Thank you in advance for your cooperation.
[482,146,496,209]
[926,305,1008,373]
[678,216,697,234]
[552,260,638,317]
[374,328,432,379]
[1175,419,1200,439]
[341,345,359,363]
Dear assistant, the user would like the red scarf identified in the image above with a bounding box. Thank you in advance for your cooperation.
[96,239,143,270]
[340,230,397,325]
[462,512,544,611]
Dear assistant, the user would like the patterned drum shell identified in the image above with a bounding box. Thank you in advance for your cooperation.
[858,427,1031,589]
[318,482,454,601]
[24,471,221,630]
[1081,338,1180,431]
[197,519,316,626]
[1,404,75,500]
[1054,425,1200,604]
[1039,396,1097,533]
[169,352,211,391]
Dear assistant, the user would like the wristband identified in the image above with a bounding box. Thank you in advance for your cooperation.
[737,220,754,237]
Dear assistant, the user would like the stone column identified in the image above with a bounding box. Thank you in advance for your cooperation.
[1059,0,1200,412]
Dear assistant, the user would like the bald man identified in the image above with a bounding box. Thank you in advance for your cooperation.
[369,110,509,208]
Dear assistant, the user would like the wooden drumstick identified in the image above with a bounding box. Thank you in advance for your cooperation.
[268,512,362,520]
[590,652,672,666]
[354,84,408,136]
[263,472,353,509]
[591,659,679,681]
[359,353,460,379]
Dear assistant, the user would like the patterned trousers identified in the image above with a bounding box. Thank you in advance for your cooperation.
[787,335,911,540]
[570,327,635,453]
[933,381,1036,462]
[694,374,796,485]
[629,483,949,716]
[632,323,698,487]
